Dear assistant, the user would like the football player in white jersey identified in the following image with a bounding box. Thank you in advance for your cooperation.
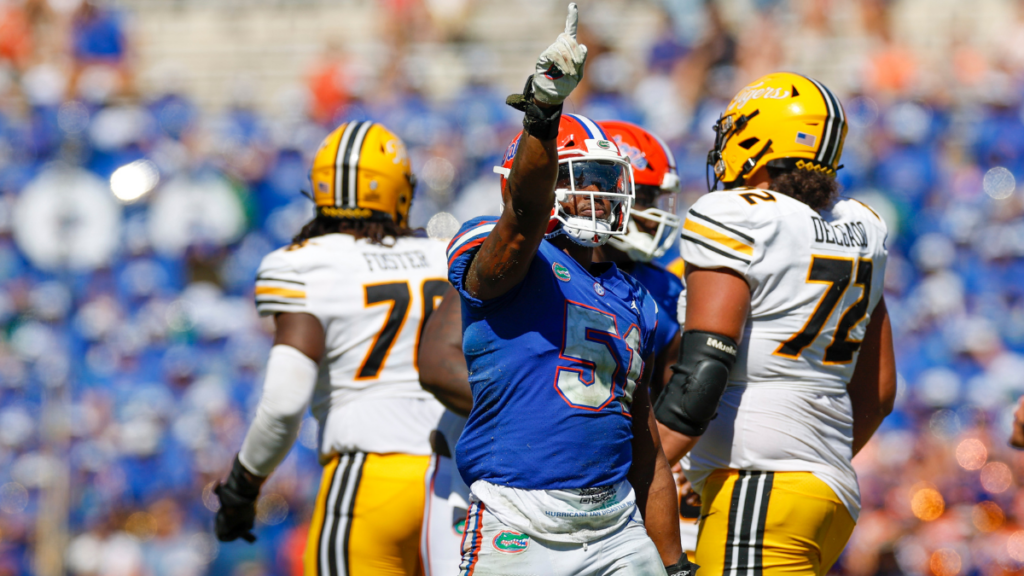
[213,121,449,576]
[653,72,897,576]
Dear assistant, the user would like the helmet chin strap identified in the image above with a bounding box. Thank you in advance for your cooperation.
[547,217,612,247]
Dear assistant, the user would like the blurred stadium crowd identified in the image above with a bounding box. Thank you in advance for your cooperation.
[1,0,1024,574]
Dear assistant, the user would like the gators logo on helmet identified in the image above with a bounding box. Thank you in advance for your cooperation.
[707,72,847,191]
[309,121,416,226]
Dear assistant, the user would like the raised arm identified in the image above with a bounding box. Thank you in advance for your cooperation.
[847,296,896,456]
[419,286,473,416]
[465,121,558,300]
[464,4,587,300]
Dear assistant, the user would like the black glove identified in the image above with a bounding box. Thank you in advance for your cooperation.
[666,554,700,576]
[214,456,263,543]
[506,75,563,141]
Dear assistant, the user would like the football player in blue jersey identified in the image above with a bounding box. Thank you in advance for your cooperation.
[420,121,692,574]
[441,5,690,575]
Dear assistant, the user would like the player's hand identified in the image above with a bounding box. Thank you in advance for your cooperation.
[673,466,702,509]
[1010,396,1024,449]
[531,3,588,105]
[213,456,264,543]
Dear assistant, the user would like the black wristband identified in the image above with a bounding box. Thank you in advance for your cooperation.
[506,75,563,140]
[665,555,700,576]
[221,456,261,504]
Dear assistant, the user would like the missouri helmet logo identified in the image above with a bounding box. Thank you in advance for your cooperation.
[727,81,791,112]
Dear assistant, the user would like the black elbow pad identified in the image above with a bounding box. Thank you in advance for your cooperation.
[654,330,738,436]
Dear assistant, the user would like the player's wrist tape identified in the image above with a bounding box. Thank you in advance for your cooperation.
[214,456,261,543]
[654,330,738,436]
[219,455,263,504]
[506,74,562,140]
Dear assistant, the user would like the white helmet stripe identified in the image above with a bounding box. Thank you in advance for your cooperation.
[825,85,845,165]
[804,75,844,166]
[346,121,374,208]
[333,122,357,208]
[805,77,834,164]
[565,114,605,140]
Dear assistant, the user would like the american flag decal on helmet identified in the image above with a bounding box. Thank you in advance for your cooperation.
[795,132,816,147]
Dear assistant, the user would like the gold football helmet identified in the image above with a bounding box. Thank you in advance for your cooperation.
[309,121,415,226]
[708,72,847,191]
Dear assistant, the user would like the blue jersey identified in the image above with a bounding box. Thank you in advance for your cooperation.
[629,262,683,357]
[447,217,659,490]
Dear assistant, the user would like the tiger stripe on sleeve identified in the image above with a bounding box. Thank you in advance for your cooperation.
[446,219,497,268]
[255,252,307,316]
[681,209,754,264]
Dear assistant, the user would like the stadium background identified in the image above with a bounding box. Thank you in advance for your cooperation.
[0,0,1022,574]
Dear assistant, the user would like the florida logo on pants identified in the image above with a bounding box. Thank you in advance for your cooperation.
[492,531,529,554]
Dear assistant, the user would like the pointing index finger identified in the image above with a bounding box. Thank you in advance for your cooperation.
[564,3,578,39]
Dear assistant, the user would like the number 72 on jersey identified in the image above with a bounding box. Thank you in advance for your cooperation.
[775,255,874,364]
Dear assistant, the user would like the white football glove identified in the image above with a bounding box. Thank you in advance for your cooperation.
[531,3,588,106]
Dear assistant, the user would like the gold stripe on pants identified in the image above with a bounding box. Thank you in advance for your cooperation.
[696,470,855,576]
[305,452,430,576]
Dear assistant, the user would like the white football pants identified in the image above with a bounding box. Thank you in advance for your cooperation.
[457,500,667,576]
[421,454,468,576]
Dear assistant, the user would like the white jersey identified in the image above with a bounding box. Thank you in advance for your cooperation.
[255,233,448,458]
[677,189,888,521]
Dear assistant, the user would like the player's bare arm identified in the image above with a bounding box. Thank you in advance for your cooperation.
[274,311,326,362]
[847,296,896,456]
[465,129,557,300]
[658,266,749,464]
[418,286,472,416]
[465,3,586,301]
[628,353,684,565]
[652,331,680,401]
[680,267,751,339]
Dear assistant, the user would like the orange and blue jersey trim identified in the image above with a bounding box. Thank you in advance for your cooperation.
[447,220,497,268]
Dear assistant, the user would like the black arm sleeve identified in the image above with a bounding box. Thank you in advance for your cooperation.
[654,330,738,436]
